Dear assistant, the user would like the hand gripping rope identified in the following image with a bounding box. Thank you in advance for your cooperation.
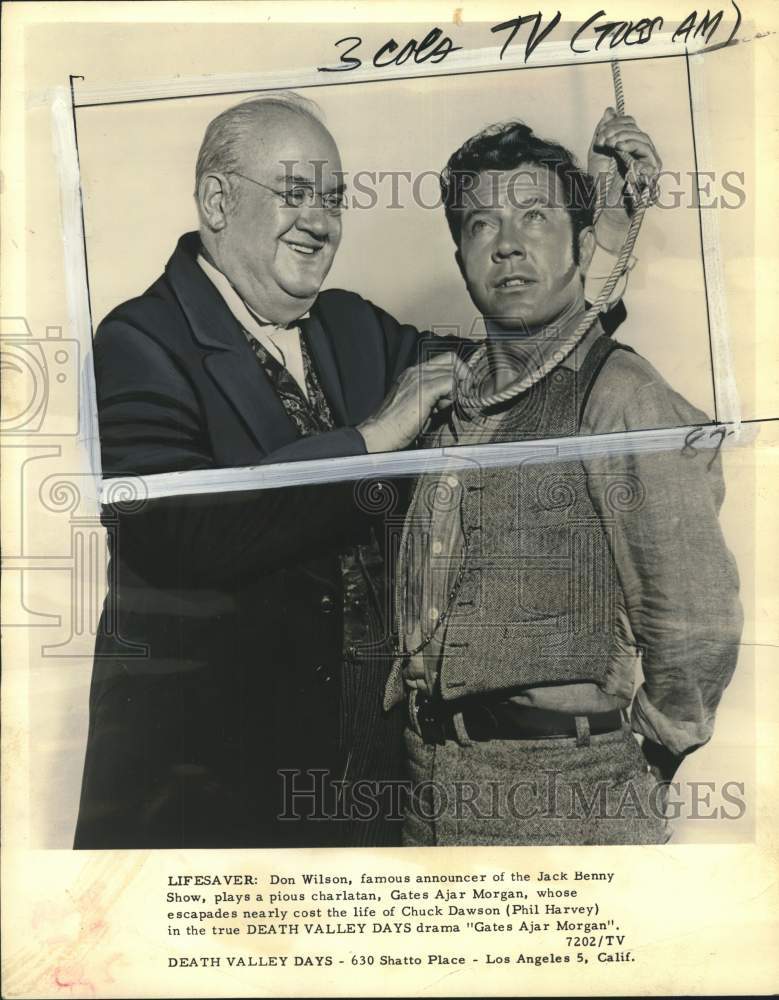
[455,61,654,419]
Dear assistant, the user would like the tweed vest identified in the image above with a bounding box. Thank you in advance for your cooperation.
[393,335,636,704]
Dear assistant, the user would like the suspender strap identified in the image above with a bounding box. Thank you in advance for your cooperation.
[576,335,636,431]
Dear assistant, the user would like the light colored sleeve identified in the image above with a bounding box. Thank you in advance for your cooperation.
[581,357,743,756]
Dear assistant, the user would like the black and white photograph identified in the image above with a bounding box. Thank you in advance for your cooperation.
[70,28,746,852]
[2,2,777,998]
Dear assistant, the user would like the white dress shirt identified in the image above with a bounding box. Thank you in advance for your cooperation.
[198,243,630,404]
[198,253,310,399]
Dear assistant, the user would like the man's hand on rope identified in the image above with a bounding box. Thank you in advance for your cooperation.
[588,106,663,253]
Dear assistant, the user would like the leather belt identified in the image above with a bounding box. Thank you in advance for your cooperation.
[416,695,623,745]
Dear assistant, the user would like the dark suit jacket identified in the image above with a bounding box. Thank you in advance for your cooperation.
[73,232,439,849]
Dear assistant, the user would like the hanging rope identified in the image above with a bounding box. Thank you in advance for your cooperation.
[455,61,652,419]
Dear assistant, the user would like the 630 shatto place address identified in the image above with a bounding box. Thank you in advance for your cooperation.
[169,950,633,968]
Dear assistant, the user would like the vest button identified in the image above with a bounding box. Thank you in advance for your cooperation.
[314,664,332,683]
[320,594,334,614]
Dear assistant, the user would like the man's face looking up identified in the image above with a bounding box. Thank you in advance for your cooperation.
[456,163,594,333]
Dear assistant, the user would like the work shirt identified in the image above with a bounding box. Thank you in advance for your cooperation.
[393,325,743,757]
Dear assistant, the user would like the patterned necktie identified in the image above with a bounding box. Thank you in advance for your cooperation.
[241,327,335,435]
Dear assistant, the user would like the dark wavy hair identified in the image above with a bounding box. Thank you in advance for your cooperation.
[440,121,596,264]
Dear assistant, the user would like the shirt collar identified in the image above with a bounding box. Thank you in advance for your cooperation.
[484,313,604,372]
[197,253,309,333]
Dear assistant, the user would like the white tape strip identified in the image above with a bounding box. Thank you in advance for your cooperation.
[687,51,741,428]
[99,422,757,504]
[50,85,103,511]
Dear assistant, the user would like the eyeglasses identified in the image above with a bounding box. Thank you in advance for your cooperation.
[229,171,345,213]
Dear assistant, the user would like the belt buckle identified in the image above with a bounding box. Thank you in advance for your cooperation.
[416,694,446,745]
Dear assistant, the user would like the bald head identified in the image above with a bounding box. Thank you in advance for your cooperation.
[195,94,330,201]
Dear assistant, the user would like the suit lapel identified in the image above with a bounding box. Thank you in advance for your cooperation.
[311,293,385,425]
[300,312,349,425]
[165,233,299,456]
[202,349,298,455]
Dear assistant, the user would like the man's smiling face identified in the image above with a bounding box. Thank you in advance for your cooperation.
[456,164,592,333]
[216,110,343,323]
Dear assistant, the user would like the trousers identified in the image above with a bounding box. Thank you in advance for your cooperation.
[403,720,671,846]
